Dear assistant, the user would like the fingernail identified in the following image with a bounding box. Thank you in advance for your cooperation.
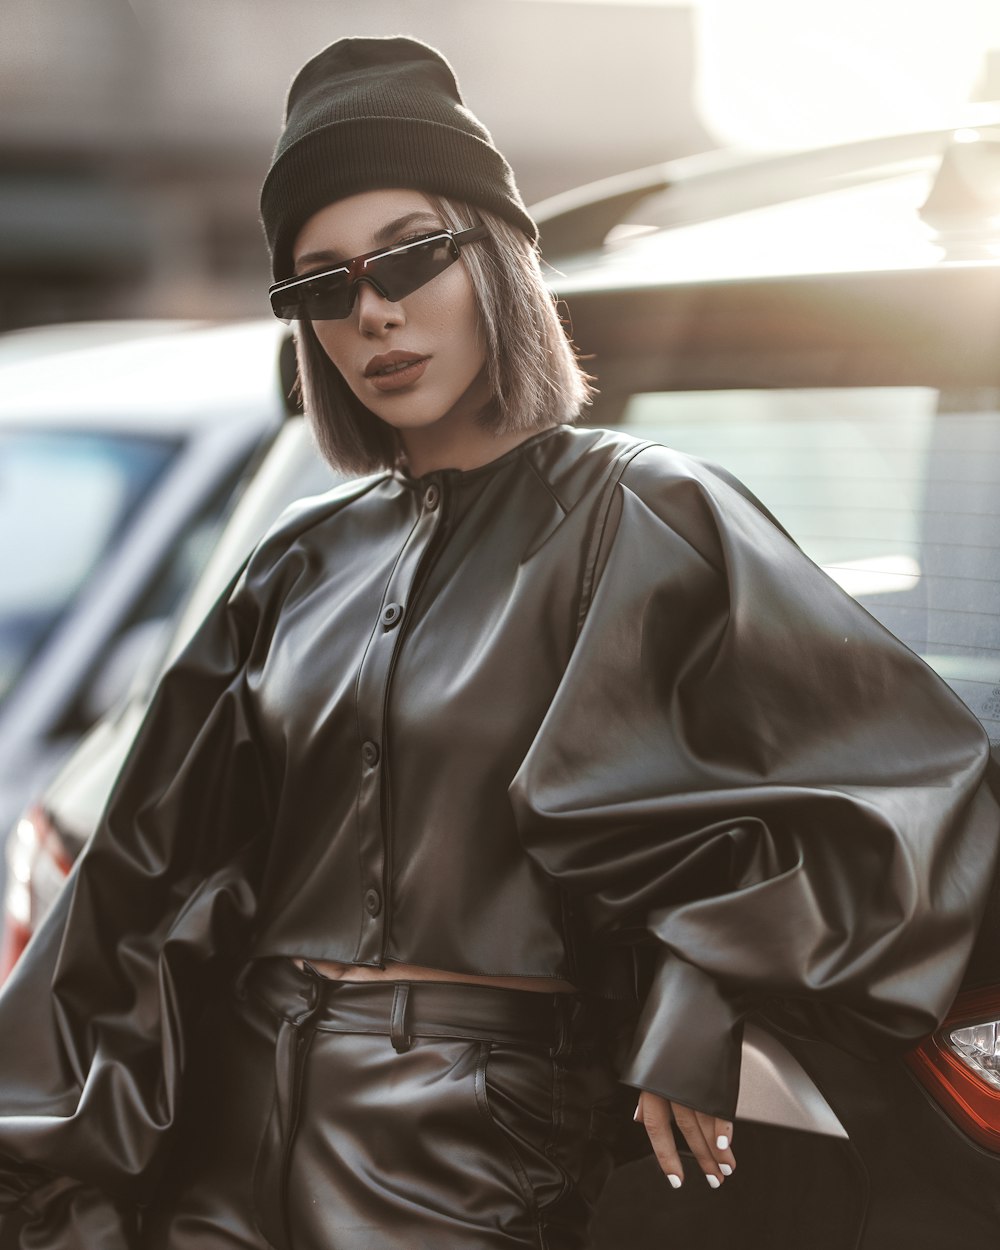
[716,1135,729,1150]
[667,1174,682,1189]
[719,1163,733,1176]
[633,1104,641,1123]
[706,1174,721,1189]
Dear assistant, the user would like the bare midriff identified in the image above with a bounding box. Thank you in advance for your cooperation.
[293,957,577,994]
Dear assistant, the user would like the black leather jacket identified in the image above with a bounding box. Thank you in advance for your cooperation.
[0,423,997,1243]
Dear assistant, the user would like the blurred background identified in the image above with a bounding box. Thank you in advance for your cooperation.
[2,0,999,331]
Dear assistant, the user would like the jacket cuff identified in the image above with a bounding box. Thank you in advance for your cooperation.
[618,950,746,1120]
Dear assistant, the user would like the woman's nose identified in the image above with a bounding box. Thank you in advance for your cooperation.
[354,279,405,335]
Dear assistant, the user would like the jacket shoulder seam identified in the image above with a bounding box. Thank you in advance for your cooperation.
[524,456,568,514]
[575,440,654,638]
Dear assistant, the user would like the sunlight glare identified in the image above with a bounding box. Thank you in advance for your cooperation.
[695,0,1000,148]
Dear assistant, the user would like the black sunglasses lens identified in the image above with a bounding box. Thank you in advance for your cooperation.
[294,272,354,321]
[271,235,464,321]
[371,236,458,302]
[270,270,354,321]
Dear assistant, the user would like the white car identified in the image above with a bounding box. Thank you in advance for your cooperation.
[0,319,291,902]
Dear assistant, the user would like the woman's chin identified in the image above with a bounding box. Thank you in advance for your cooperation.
[372,394,493,437]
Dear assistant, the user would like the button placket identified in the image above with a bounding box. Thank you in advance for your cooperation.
[352,480,447,964]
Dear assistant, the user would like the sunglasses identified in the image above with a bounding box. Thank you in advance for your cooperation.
[269,225,488,322]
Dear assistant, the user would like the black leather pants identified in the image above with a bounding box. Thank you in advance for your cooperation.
[142,960,626,1250]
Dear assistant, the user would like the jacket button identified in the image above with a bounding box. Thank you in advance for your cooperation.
[361,741,380,767]
[423,483,440,510]
[381,602,403,628]
[364,888,382,917]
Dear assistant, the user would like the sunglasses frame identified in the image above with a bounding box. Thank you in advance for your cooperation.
[269,224,488,323]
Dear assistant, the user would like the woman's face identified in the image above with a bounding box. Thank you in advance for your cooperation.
[292,189,489,438]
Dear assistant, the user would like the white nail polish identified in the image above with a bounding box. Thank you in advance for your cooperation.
[716,1135,729,1150]
[706,1174,721,1189]
[667,1174,682,1189]
[719,1163,733,1176]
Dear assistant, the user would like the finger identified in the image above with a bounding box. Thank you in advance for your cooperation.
[712,1117,736,1176]
[635,1094,684,1189]
[672,1103,725,1188]
[691,1109,735,1176]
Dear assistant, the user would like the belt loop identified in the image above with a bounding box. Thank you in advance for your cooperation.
[299,959,326,1008]
[550,995,578,1058]
[550,995,575,1055]
[390,983,412,1053]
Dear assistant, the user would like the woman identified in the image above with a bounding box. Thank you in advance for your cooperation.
[0,34,997,1250]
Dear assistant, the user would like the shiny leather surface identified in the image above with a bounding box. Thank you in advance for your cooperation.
[141,959,622,1249]
[0,424,997,1244]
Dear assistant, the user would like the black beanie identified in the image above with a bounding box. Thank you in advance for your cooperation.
[260,35,537,280]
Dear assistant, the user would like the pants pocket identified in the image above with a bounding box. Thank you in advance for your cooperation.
[479,1041,625,1250]
[475,1042,567,1228]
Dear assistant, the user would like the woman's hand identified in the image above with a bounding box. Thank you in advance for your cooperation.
[634,1091,735,1189]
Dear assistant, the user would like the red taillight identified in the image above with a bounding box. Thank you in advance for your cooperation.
[0,917,31,984]
[905,986,1000,1151]
[0,805,73,984]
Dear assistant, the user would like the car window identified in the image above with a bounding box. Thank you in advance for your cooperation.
[0,429,176,708]
[609,386,1000,744]
[124,462,253,632]
[155,421,339,673]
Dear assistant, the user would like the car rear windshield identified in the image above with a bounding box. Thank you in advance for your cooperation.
[0,429,176,709]
[610,386,1000,747]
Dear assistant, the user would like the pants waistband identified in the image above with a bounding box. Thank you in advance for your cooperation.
[240,957,598,1056]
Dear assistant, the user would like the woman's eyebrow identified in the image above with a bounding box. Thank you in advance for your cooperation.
[294,212,442,272]
[373,211,441,244]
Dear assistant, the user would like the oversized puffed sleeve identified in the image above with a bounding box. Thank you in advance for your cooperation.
[509,445,1000,1119]
[0,554,274,1248]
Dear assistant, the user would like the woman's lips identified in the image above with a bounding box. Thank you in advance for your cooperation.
[365,353,430,392]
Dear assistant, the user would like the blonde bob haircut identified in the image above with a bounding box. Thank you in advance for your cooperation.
[293,197,594,476]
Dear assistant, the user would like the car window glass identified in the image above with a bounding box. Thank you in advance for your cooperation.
[127,465,249,631]
[53,460,257,738]
[612,386,1000,743]
[152,430,339,677]
[0,429,175,708]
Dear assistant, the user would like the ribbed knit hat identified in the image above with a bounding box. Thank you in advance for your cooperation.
[261,35,537,280]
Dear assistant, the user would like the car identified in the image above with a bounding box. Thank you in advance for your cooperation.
[540,117,1000,1246]
[0,409,339,978]
[5,118,1000,1245]
[0,318,292,943]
